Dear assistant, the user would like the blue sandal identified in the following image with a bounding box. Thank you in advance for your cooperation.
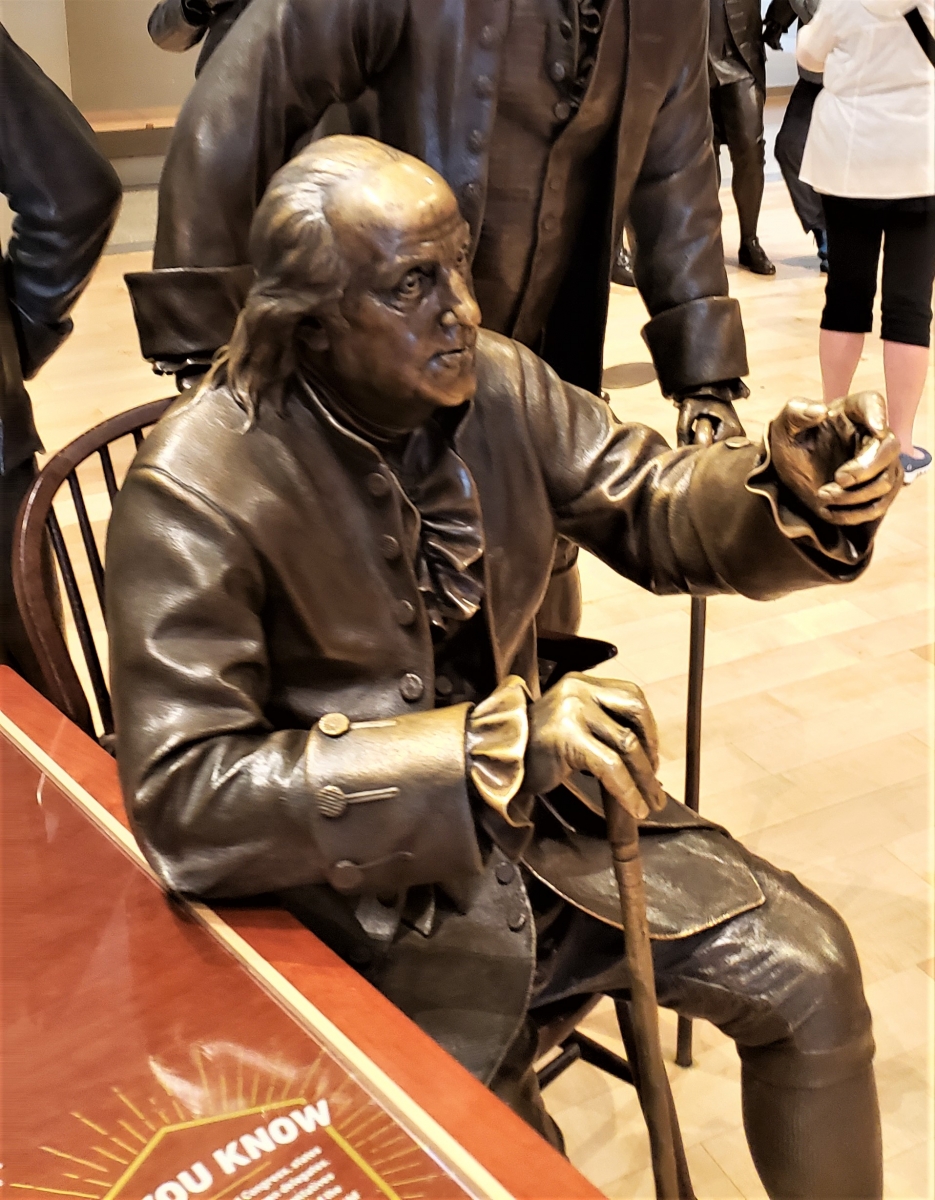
[900,446,933,484]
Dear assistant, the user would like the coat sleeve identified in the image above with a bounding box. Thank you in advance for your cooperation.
[626,4,749,397]
[147,0,208,52]
[128,0,406,369]
[0,25,121,379]
[106,463,484,900]
[518,347,876,599]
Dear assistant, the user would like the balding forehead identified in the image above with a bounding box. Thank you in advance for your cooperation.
[327,159,461,244]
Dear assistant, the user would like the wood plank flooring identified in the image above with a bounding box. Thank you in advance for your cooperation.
[23,178,934,1199]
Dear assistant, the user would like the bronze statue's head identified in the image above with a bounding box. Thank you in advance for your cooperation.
[222,135,481,431]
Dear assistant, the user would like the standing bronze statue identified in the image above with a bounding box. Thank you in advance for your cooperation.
[109,138,900,1198]
[127,0,754,631]
[0,24,121,691]
[708,0,777,275]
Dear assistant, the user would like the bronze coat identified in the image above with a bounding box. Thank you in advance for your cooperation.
[127,0,747,396]
[107,332,873,1082]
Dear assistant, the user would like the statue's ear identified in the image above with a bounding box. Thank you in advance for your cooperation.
[296,314,330,354]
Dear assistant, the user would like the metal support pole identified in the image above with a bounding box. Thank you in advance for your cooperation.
[676,417,713,1069]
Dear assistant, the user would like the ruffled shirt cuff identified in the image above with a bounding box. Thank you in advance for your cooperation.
[745,423,874,571]
[465,675,533,829]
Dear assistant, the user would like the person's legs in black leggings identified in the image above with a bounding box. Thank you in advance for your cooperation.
[775,80,826,238]
[879,205,935,455]
[820,195,884,400]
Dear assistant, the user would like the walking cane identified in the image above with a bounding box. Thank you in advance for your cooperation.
[602,785,682,1199]
[675,416,714,1069]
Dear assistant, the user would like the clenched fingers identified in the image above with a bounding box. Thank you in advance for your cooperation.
[586,706,665,812]
[590,680,660,771]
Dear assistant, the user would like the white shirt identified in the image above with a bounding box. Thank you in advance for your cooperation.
[798,0,935,198]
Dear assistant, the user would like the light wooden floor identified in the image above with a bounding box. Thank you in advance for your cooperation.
[25,179,934,1199]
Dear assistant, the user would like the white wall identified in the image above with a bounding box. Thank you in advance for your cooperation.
[0,0,72,94]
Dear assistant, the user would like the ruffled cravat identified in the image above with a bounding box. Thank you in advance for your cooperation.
[395,416,486,635]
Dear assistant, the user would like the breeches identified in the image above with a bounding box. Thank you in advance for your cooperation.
[822,195,935,348]
[492,846,881,1198]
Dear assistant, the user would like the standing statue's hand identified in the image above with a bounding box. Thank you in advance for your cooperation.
[770,391,902,526]
[524,673,666,820]
[676,397,745,446]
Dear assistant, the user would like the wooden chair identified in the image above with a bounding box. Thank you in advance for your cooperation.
[12,397,174,742]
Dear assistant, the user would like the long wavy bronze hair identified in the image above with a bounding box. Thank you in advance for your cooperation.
[209,136,406,419]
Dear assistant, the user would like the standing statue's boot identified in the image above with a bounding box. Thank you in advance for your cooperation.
[612,246,636,287]
[739,236,776,275]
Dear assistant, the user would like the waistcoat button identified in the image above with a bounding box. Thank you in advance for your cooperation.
[434,675,454,697]
[462,180,481,202]
[474,74,495,98]
[553,100,572,122]
[549,61,566,82]
[479,24,499,48]
[468,129,486,153]
[329,860,364,893]
[366,471,391,497]
[496,861,514,885]
[508,909,527,932]
[381,534,401,559]
[399,673,425,702]
[559,18,573,37]
[395,600,416,626]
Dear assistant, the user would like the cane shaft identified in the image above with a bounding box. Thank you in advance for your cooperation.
[604,796,680,1199]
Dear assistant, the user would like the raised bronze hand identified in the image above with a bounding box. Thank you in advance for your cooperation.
[770,390,902,525]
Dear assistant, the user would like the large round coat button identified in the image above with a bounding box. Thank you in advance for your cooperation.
[550,61,566,82]
[508,909,527,932]
[318,712,350,738]
[395,600,416,625]
[329,860,364,892]
[496,861,514,885]
[367,471,391,497]
[380,534,401,559]
[479,24,499,47]
[559,18,573,37]
[553,100,572,122]
[399,673,424,702]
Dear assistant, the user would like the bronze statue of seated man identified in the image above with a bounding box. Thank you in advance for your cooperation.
[107,137,900,1198]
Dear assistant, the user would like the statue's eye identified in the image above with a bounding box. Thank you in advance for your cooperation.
[396,269,425,298]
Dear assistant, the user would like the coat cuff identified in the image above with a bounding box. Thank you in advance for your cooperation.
[466,675,533,829]
[746,421,875,570]
[124,265,255,370]
[683,437,875,597]
[642,296,749,397]
[304,703,483,896]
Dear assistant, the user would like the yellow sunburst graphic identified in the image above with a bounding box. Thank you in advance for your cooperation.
[9,1044,465,1200]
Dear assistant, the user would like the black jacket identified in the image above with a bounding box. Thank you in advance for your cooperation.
[0,25,121,475]
[127,0,748,398]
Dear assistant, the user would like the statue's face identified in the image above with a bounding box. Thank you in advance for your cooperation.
[307,160,481,431]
